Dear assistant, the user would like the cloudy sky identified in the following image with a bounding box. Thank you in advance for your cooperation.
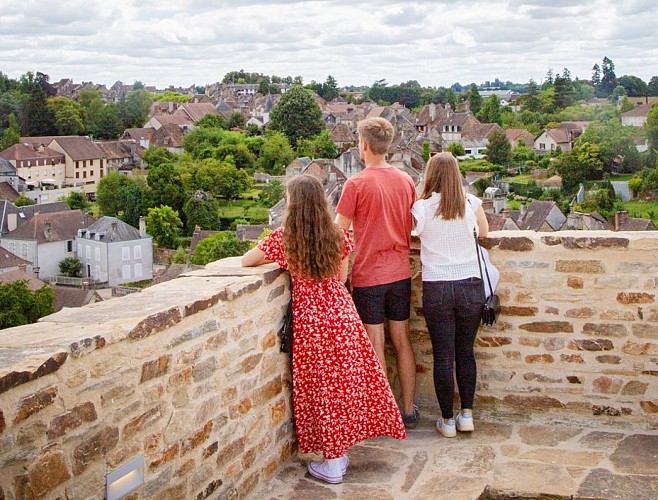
[1,0,657,90]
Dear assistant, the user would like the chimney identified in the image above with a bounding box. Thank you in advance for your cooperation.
[501,208,510,219]
[147,131,153,146]
[44,221,52,239]
[139,216,146,237]
[429,103,436,121]
[7,213,17,232]
[615,211,628,231]
[18,263,27,272]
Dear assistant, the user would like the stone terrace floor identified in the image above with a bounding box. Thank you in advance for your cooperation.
[263,408,658,499]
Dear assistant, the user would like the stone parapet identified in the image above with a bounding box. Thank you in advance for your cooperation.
[0,257,294,499]
[1,231,657,499]
[405,231,658,427]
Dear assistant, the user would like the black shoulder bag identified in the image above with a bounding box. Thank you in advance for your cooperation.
[278,279,293,354]
[474,229,500,326]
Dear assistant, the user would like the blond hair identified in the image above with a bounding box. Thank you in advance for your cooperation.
[357,117,394,155]
[282,175,344,281]
[420,152,465,220]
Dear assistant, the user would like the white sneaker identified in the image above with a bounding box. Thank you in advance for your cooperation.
[456,412,474,432]
[436,418,457,438]
[308,458,343,484]
[339,455,349,475]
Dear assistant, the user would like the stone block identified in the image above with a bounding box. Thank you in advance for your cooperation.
[252,377,283,405]
[582,323,628,337]
[270,398,287,426]
[168,368,193,391]
[600,309,636,321]
[568,339,614,351]
[519,321,573,333]
[523,373,561,383]
[525,354,554,364]
[101,384,136,407]
[567,376,582,384]
[28,450,71,497]
[596,354,621,364]
[621,381,648,395]
[176,344,203,370]
[475,336,512,347]
[592,376,623,394]
[567,276,584,289]
[500,306,537,316]
[261,331,276,350]
[143,384,164,405]
[0,410,4,434]
[167,319,220,349]
[202,441,218,460]
[622,341,658,356]
[14,386,58,424]
[504,351,521,360]
[123,405,162,438]
[561,353,585,363]
[545,306,559,315]
[229,398,253,419]
[556,259,605,274]
[140,355,171,383]
[195,396,221,427]
[181,420,213,455]
[205,331,228,351]
[617,292,655,304]
[640,401,658,413]
[216,436,245,469]
[149,443,179,471]
[633,323,658,339]
[241,353,263,373]
[73,425,120,475]
[192,357,219,384]
[129,307,182,340]
[47,401,97,438]
[519,337,542,347]
[543,337,565,351]
[566,307,595,318]
[592,405,632,416]
[230,320,255,341]
[196,478,223,500]
[0,351,68,396]
[503,395,564,409]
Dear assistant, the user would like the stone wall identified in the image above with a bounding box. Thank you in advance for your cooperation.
[405,231,658,427]
[0,258,294,499]
[1,231,658,499]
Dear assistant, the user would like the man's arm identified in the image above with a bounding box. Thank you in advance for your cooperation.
[335,213,352,231]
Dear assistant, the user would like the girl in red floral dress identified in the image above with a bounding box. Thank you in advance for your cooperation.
[242,175,406,484]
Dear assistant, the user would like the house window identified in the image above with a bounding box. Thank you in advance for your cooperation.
[134,263,142,278]
[95,265,101,279]
[539,143,546,150]
[551,144,556,151]
[122,264,131,280]
[90,171,94,177]
[77,243,82,255]
[76,172,80,179]
[9,242,15,254]
[83,160,86,168]
[75,161,79,168]
[85,246,91,259]
[134,245,142,260]
[122,247,130,262]
[21,243,28,257]
[83,171,87,178]
[67,240,73,252]
[95,247,100,261]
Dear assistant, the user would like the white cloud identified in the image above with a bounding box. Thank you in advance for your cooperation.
[0,0,656,88]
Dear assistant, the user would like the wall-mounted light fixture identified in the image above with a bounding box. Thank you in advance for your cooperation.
[106,455,144,500]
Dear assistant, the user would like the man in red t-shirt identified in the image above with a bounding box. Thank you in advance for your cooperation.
[336,117,419,428]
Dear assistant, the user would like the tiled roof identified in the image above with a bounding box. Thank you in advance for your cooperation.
[0,269,46,290]
[53,286,102,311]
[49,136,105,161]
[0,200,71,235]
[0,182,19,202]
[0,143,64,162]
[122,128,154,141]
[4,210,90,244]
[83,216,142,242]
[546,128,570,144]
[179,103,219,122]
[152,124,186,148]
[514,201,563,230]
[0,245,29,269]
[94,140,136,160]
[621,104,653,117]
[331,123,356,143]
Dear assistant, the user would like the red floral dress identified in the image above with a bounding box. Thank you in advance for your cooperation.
[258,227,406,458]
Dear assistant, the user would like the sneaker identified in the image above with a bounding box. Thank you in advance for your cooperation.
[401,404,420,429]
[308,459,343,484]
[456,412,474,432]
[339,455,349,476]
[436,418,457,438]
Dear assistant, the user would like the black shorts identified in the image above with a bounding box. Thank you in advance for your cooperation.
[352,278,411,325]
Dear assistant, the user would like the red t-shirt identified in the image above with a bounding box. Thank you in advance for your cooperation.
[336,166,416,287]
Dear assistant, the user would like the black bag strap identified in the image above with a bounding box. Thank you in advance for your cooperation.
[473,228,494,296]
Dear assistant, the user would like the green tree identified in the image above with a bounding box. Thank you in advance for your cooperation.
[183,195,219,234]
[117,89,152,128]
[152,91,191,103]
[578,118,642,172]
[142,147,174,168]
[96,171,132,216]
[60,191,90,210]
[146,205,183,249]
[484,129,511,165]
[59,257,82,277]
[257,80,270,95]
[646,104,658,162]
[422,141,430,162]
[447,142,466,156]
[96,104,124,139]
[47,96,85,135]
[191,158,252,201]
[258,180,285,207]
[520,79,541,112]
[648,76,658,96]
[553,69,575,108]
[269,85,324,147]
[618,75,648,97]
[466,84,483,114]
[120,178,148,228]
[78,89,105,136]
[190,232,251,265]
[477,95,502,125]
[555,142,605,188]
[195,114,227,130]
[14,194,36,206]
[147,162,187,213]
[256,132,295,174]
[227,112,246,129]
[321,75,339,101]
[296,129,338,159]
[0,112,20,151]
[18,71,57,136]
[0,281,55,330]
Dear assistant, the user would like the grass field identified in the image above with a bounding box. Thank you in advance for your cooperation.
[622,200,658,224]
[217,199,269,219]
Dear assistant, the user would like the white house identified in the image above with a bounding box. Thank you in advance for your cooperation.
[76,216,153,286]
[0,210,88,280]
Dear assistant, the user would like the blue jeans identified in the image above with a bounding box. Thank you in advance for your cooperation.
[422,278,484,419]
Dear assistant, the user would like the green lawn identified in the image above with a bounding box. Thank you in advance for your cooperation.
[623,200,658,224]
[501,174,533,184]
[217,200,269,219]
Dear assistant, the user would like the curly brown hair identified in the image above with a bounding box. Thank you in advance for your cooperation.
[282,175,344,281]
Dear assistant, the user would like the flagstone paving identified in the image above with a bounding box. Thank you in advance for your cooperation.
[263,408,658,499]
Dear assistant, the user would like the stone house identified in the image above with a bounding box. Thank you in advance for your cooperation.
[0,246,31,274]
[510,200,566,231]
[45,136,107,194]
[614,211,657,231]
[505,128,535,148]
[0,199,70,237]
[76,216,153,286]
[534,128,572,153]
[621,103,653,127]
[94,139,143,175]
[564,211,613,230]
[0,143,66,189]
[0,209,89,280]
[330,123,357,151]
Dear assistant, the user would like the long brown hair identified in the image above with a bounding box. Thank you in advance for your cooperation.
[282,175,343,280]
[420,152,465,220]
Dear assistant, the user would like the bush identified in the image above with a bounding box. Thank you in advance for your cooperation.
[190,232,251,265]
[59,257,82,277]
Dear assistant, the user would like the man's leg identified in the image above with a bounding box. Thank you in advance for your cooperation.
[363,323,386,373]
[389,319,416,415]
